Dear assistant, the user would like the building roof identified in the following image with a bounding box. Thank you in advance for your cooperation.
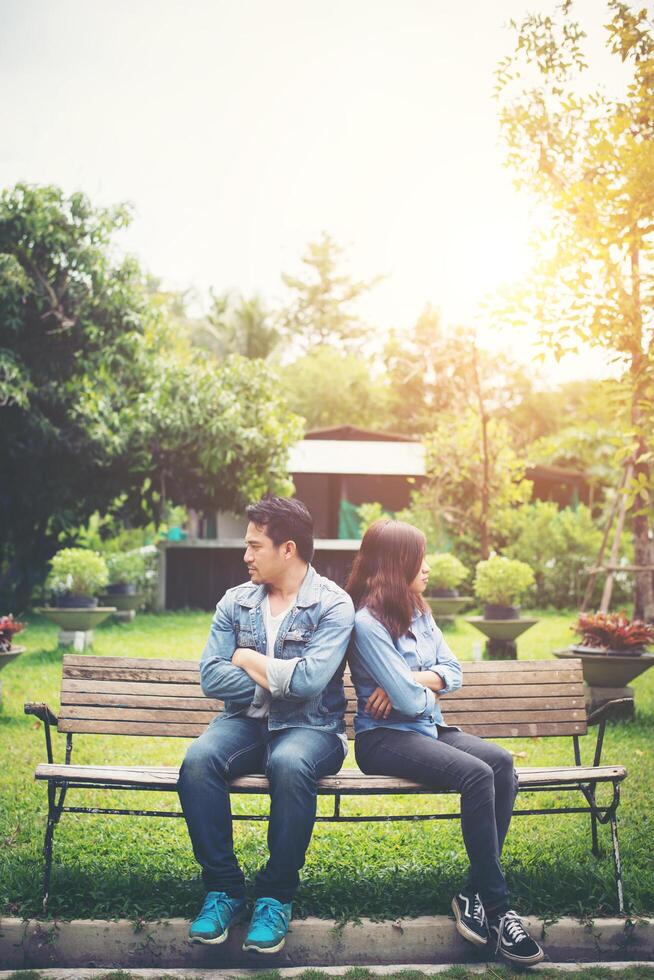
[289,438,425,476]
[305,425,419,443]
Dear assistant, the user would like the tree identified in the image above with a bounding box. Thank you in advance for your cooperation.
[400,411,532,568]
[201,291,279,360]
[279,346,390,431]
[384,305,533,436]
[0,185,300,610]
[280,232,380,352]
[496,1,654,618]
[136,351,301,513]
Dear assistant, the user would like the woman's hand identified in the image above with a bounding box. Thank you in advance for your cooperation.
[365,685,393,720]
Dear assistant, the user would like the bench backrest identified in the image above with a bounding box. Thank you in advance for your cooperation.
[58,655,587,740]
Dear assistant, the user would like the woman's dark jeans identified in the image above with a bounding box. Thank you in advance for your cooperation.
[355,726,519,914]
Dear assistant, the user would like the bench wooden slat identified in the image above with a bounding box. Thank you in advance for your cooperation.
[63,666,201,683]
[34,762,627,790]
[446,683,584,699]
[61,679,209,698]
[441,709,585,724]
[59,706,221,724]
[62,655,201,670]
[440,696,584,710]
[60,692,224,711]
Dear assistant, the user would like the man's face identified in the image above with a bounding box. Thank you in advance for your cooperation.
[244,522,287,584]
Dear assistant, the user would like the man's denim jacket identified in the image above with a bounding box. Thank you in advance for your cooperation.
[348,605,463,738]
[200,564,355,735]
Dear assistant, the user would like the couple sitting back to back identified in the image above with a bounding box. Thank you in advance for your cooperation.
[177,495,544,965]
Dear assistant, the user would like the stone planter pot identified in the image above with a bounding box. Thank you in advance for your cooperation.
[553,647,654,688]
[99,592,145,622]
[465,616,539,660]
[553,647,654,719]
[56,594,99,609]
[426,595,474,620]
[0,645,25,709]
[37,607,116,649]
[484,603,520,620]
[105,583,137,596]
[0,644,25,671]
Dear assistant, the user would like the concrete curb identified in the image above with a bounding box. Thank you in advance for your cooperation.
[1,965,653,979]
[0,916,652,970]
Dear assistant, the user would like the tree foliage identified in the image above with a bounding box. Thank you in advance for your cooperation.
[0,184,300,610]
[280,232,380,351]
[497,0,654,618]
[279,346,390,431]
[203,291,279,360]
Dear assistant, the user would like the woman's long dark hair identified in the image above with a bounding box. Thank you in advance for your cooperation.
[346,519,427,639]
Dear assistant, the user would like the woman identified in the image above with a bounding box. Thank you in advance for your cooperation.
[346,520,543,966]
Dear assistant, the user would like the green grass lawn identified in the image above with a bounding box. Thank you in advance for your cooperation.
[1,609,652,922]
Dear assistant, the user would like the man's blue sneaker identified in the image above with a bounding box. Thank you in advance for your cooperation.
[188,890,246,944]
[242,896,292,953]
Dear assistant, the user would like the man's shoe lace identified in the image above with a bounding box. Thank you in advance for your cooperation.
[253,898,288,933]
[199,891,232,925]
[495,910,529,951]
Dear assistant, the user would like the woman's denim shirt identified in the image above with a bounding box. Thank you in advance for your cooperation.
[200,564,354,735]
[349,605,463,738]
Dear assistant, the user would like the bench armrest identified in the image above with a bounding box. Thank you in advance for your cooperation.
[586,698,633,768]
[24,702,59,763]
[24,702,59,725]
[587,698,633,727]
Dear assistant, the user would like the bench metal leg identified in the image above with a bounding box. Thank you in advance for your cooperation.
[610,809,625,915]
[41,781,68,915]
[591,809,600,856]
[42,814,56,914]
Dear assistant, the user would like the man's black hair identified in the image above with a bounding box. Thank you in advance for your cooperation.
[246,495,314,563]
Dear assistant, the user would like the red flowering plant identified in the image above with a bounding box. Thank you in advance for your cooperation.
[0,615,25,652]
[572,611,654,655]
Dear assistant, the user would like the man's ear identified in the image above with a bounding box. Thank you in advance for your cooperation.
[282,539,297,561]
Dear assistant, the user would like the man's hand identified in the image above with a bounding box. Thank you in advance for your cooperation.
[365,685,393,720]
[232,648,270,690]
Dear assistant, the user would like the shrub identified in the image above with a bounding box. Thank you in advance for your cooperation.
[47,548,109,598]
[426,552,468,591]
[494,501,628,609]
[474,555,535,606]
[106,550,147,587]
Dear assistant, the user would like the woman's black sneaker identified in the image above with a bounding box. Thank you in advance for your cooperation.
[490,910,544,965]
[451,891,488,946]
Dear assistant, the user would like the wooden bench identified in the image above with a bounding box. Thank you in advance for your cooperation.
[26,654,629,914]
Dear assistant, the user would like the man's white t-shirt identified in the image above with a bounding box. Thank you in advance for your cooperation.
[245,595,294,719]
[244,595,349,756]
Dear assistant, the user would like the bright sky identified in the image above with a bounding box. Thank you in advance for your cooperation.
[0,0,628,383]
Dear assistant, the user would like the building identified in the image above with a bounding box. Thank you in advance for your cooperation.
[158,426,425,610]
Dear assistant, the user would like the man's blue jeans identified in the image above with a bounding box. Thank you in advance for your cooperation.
[178,715,344,903]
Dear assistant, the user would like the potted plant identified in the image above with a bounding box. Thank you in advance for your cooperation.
[47,548,109,608]
[571,611,654,655]
[0,614,26,708]
[0,614,25,653]
[99,550,147,620]
[466,555,538,659]
[473,555,535,619]
[38,548,115,644]
[554,611,654,702]
[424,553,472,621]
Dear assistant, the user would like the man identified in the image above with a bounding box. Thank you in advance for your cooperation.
[178,495,354,954]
